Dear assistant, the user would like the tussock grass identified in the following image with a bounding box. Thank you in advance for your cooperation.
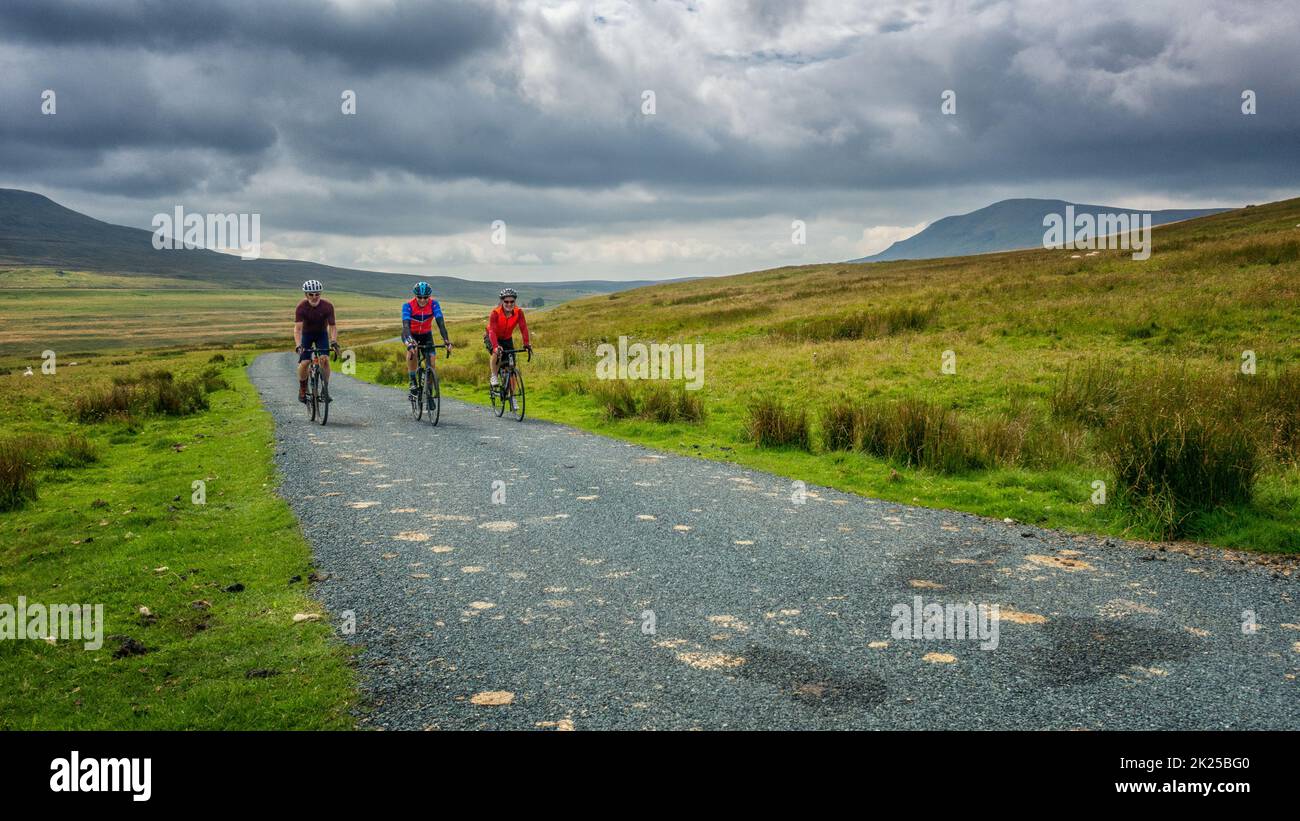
[592,380,639,420]
[820,396,1077,473]
[747,397,810,450]
[42,432,98,469]
[773,304,936,342]
[588,380,704,423]
[0,438,38,511]
[1050,359,1125,427]
[374,360,408,385]
[857,398,977,473]
[1050,362,1299,537]
[550,375,591,398]
[639,383,706,423]
[436,348,490,389]
[74,367,220,422]
[354,343,404,363]
[821,397,858,451]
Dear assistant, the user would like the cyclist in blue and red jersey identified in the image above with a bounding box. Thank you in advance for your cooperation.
[402,281,452,397]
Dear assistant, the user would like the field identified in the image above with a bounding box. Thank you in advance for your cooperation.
[0,268,488,357]
[0,346,357,728]
[351,198,1300,552]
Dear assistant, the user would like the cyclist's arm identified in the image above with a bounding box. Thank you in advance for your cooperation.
[401,302,414,344]
[487,313,500,350]
[518,310,531,347]
[326,303,338,345]
[294,302,306,350]
[433,300,449,343]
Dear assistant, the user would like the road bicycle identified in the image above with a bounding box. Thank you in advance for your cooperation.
[301,344,338,425]
[490,346,530,421]
[409,341,449,425]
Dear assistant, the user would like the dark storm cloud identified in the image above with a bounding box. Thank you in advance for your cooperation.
[0,0,1296,277]
[0,0,508,73]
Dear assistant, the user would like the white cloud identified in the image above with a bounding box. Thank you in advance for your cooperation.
[856,222,928,257]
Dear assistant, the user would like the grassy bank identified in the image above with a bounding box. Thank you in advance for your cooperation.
[352,198,1300,553]
[0,347,357,729]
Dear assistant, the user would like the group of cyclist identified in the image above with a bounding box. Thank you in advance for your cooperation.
[292,279,532,404]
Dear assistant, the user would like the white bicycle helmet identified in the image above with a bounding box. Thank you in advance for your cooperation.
[303,279,323,294]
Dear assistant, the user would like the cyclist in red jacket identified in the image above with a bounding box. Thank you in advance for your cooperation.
[484,288,531,388]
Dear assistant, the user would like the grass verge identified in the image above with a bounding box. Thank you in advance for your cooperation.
[0,349,357,729]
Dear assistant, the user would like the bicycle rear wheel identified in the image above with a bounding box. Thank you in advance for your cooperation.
[510,369,525,421]
[428,368,441,426]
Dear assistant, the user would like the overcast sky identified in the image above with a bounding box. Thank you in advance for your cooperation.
[2,0,1298,282]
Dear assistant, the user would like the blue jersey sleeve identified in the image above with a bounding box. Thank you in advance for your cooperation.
[401,301,412,321]
[432,300,443,320]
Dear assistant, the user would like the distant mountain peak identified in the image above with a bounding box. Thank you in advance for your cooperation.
[849,198,1232,263]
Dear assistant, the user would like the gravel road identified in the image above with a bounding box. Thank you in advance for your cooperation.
[250,352,1299,730]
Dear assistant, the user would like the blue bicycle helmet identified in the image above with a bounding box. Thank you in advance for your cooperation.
[413,281,433,297]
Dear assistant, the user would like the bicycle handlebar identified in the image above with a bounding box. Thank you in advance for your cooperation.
[410,341,451,358]
[499,346,532,363]
[301,345,338,361]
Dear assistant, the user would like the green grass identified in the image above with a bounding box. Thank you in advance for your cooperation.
[0,348,358,729]
[350,198,1300,552]
[0,270,489,357]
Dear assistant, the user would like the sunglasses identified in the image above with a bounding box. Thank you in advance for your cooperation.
[502,299,515,304]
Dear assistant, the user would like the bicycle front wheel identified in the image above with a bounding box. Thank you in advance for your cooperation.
[510,369,525,421]
[319,378,329,426]
[492,371,507,417]
[410,373,423,420]
[308,368,319,422]
[428,368,441,426]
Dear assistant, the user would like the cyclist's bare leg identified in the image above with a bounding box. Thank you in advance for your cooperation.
[404,347,419,390]
[489,348,501,384]
[319,355,331,382]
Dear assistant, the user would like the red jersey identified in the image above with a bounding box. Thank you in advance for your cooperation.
[487,305,529,348]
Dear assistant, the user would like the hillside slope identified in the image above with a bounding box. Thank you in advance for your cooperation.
[851,198,1231,262]
[0,188,656,302]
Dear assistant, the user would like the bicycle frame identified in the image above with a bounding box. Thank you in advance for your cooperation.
[409,342,448,425]
[302,346,335,424]
[491,346,530,421]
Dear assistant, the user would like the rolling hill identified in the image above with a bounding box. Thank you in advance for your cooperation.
[851,198,1232,262]
[0,188,658,303]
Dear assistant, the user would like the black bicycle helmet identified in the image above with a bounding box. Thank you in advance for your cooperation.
[499,287,517,300]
